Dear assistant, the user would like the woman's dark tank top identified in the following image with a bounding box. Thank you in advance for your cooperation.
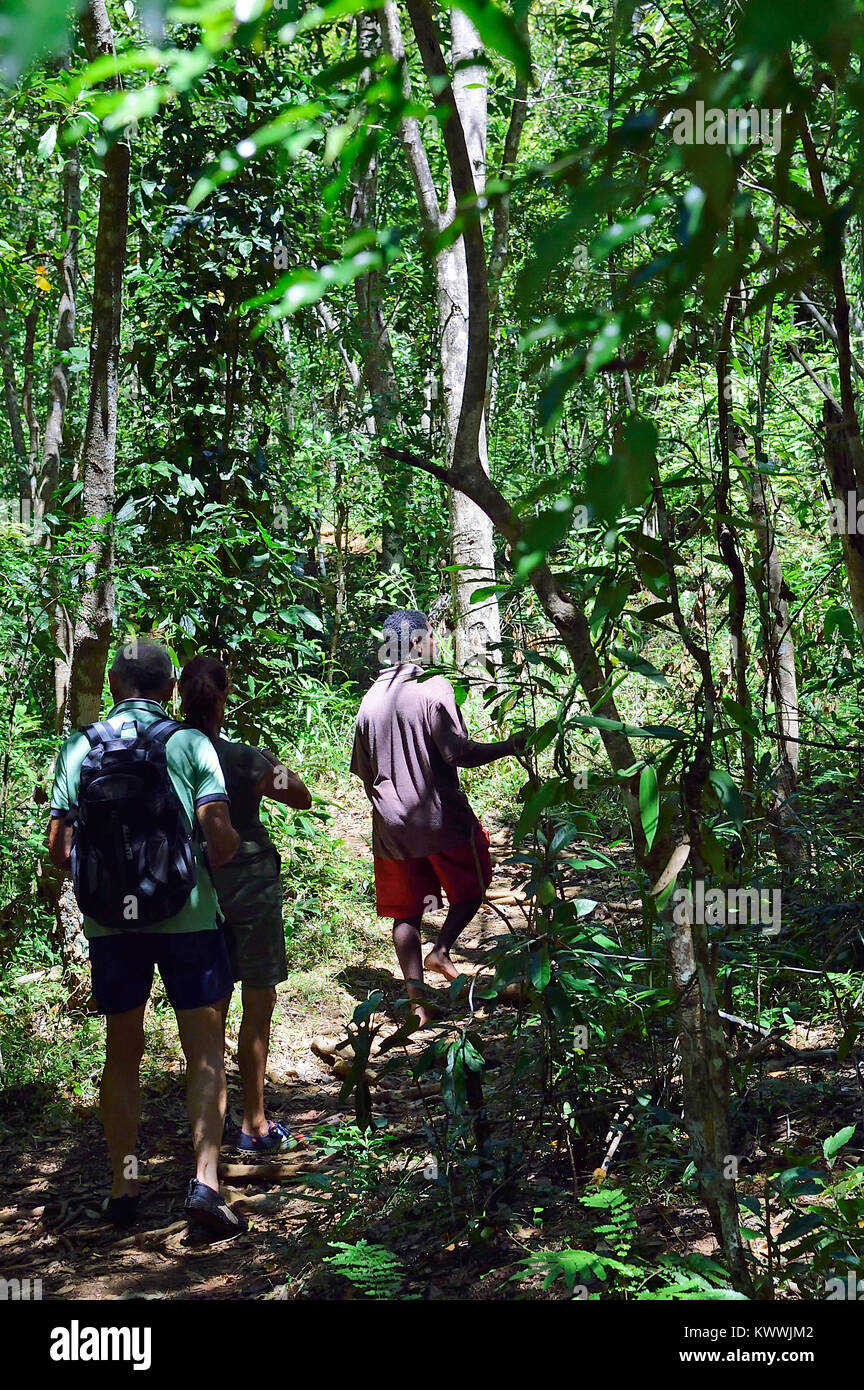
[215,738,278,849]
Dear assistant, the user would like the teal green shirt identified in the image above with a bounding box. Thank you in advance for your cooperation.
[50,699,228,939]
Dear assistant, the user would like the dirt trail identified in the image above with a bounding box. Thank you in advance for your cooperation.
[0,820,527,1300]
[3,809,852,1300]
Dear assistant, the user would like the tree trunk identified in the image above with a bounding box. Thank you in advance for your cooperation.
[486,23,527,418]
[39,141,81,731]
[20,303,40,506]
[739,431,802,868]
[350,11,407,572]
[66,0,130,730]
[799,116,864,648]
[437,10,500,676]
[717,290,755,801]
[824,398,864,643]
[747,231,803,869]
[0,302,28,507]
[50,0,130,969]
[389,0,501,671]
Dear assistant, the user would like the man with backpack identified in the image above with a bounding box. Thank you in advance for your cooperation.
[47,641,244,1239]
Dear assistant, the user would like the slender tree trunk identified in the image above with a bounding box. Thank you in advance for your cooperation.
[38,141,81,731]
[717,289,755,800]
[388,0,501,672]
[799,117,864,647]
[0,302,28,507]
[652,476,753,1295]
[21,303,40,505]
[39,143,80,523]
[486,31,527,418]
[437,11,500,675]
[350,11,407,571]
[739,437,802,868]
[746,230,803,868]
[50,0,130,968]
[66,0,130,729]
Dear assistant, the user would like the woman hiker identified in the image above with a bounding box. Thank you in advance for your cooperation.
[179,655,312,1152]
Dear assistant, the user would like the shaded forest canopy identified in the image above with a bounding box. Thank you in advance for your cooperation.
[3,0,864,1308]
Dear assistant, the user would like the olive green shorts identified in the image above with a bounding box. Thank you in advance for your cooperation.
[212,844,288,990]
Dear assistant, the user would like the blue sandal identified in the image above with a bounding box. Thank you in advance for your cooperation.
[237,1120,296,1153]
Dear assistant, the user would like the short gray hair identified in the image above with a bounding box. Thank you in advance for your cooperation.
[110,640,174,696]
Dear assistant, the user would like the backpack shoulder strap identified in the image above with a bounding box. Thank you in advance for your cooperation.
[146,718,184,746]
[81,721,116,747]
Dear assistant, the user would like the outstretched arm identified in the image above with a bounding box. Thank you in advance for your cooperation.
[431,700,528,769]
[256,761,312,810]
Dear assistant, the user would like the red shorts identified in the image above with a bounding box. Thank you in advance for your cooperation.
[374,823,493,919]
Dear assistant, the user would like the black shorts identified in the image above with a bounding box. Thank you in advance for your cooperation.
[88,928,234,1016]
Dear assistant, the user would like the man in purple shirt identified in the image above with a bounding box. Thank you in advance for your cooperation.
[351,610,527,1025]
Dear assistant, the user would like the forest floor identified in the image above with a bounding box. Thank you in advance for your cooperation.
[1,788,861,1300]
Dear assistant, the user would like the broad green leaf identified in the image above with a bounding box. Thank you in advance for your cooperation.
[590,213,655,262]
[721,696,760,740]
[37,124,57,160]
[823,1125,856,1161]
[569,713,686,741]
[707,769,744,828]
[528,945,551,991]
[639,765,659,851]
[838,1020,862,1066]
[824,604,856,644]
[515,498,574,578]
[612,644,669,687]
[513,779,560,843]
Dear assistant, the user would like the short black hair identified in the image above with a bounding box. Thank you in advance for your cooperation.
[110,641,174,697]
[382,609,430,640]
[379,610,431,667]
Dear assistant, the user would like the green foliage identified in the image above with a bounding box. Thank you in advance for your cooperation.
[741,1134,864,1297]
[3,0,864,1308]
[516,1185,743,1299]
[323,1239,406,1300]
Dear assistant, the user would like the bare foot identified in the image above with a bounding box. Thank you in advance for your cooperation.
[425,948,460,982]
[411,1003,433,1029]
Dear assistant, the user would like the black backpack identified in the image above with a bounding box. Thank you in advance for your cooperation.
[68,718,198,930]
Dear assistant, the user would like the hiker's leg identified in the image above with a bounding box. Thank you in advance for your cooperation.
[425,827,493,981]
[176,1000,229,1191]
[393,915,431,1025]
[426,898,483,981]
[238,986,276,1137]
[102,1004,147,1199]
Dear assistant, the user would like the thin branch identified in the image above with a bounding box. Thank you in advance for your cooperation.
[380,443,453,489]
[787,340,840,410]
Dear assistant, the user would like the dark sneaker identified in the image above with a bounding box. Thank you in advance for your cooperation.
[237,1120,295,1153]
[184,1179,247,1239]
[102,1193,140,1228]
